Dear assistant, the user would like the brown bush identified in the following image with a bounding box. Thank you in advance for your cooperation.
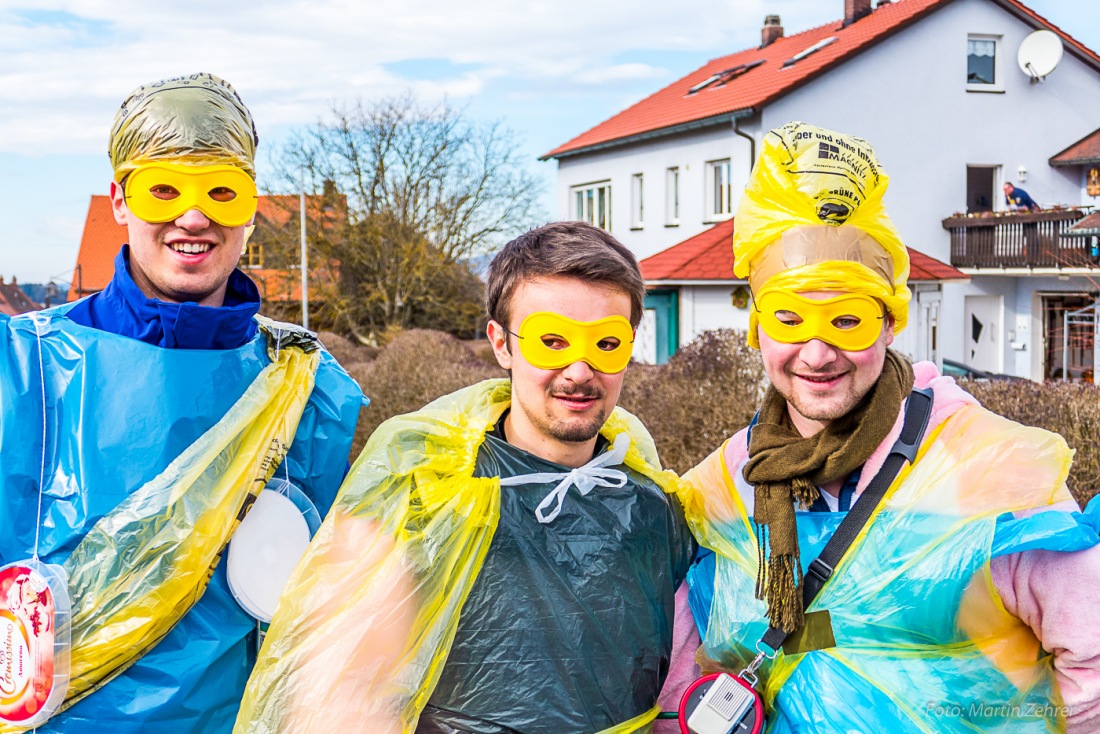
[619,329,766,474]
[960,380,1100,507]
[346,329,503,456]
[317,330,378,368]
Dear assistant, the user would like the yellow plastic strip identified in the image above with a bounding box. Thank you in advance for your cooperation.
[596,704,661,733]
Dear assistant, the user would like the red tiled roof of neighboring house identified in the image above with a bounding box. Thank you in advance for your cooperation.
[0,281,42,316]
[68,194,338,303]
[1065,211,1100,235]
[69,195,125,301]
[1050,127,1100,166]
[254,194,346,227]
[544,0,1100,159]
[639,219,968,282]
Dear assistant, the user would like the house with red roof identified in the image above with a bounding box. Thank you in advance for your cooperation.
[69,194,338,312]
[0,277,42,316]
[544,0,1100,379]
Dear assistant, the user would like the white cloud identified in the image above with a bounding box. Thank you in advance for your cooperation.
[0,0,838,155]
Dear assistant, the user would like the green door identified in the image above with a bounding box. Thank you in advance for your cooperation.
[644,289,679,364]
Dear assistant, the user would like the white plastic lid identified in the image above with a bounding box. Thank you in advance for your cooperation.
[227,488,314,623]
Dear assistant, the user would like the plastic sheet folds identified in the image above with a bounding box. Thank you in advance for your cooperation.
[683,403,1078,732]
[236,379,689,734]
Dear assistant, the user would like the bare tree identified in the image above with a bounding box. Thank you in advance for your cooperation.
[263,95,544,340]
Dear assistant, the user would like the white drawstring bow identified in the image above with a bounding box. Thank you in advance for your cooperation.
[499,433,632,524]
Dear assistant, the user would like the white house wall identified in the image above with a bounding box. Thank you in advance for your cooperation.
[761,0,1100,368]
[550,0,1100,374]
[555,126,754,261]
[678,285,752,343]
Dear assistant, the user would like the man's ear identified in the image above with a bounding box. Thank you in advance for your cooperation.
[486,320,513,370]
[109,180,129,226]
[883,313,896,348]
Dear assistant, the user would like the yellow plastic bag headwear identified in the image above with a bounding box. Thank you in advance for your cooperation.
[109,73,259,182]
[733,121,911,349]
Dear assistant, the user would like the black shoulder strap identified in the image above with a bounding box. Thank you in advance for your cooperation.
[760,387,934,652]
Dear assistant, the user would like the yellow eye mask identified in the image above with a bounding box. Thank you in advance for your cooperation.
[512,312,635,374]
[755,290,886,352]
[124,162,258,227]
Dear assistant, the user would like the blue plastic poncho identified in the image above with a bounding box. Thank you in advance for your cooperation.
[0,279,362,732]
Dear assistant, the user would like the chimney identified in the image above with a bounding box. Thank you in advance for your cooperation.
[761,15,784,47]
[844,0,872,26]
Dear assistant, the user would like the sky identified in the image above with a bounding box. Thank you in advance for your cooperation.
[1,0,1097,284]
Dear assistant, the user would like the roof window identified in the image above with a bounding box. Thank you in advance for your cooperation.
[686,59,766,94]
[781,37,838,68]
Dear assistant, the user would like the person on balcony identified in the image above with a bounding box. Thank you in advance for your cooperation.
[1004,181,1042,212]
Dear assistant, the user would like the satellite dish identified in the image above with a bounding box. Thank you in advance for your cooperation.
[1018,30,1063,81]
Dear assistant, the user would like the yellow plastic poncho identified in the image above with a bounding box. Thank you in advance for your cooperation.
[236,379,687,734]
[733,121,912,347]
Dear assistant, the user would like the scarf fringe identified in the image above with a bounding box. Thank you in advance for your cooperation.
[764,555,803,634]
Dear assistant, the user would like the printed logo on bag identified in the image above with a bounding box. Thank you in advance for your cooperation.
[817,200,852,224]
[0,566,56,722]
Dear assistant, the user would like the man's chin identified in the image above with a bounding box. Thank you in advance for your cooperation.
[546,415,606,444]
[787,392,858,423]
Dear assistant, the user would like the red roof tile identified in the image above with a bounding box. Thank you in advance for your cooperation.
[639,219,967,282]
[1066,210,1100,234]
[0,282,42,316]
[1050,127,1100,166]
[908,246,970,281]
[69,195,126,301]
[545,0,1100,159]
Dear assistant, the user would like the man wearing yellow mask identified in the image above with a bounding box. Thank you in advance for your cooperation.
[666,122,1100,732]
[0,74,363,733]
[236,221,695,734]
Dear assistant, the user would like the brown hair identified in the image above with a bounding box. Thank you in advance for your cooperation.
[486,221,646,330]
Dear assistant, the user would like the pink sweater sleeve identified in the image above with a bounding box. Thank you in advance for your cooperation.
[655,583,702,732]
[991,517,1100,732]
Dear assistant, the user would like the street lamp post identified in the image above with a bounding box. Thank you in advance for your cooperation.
[300,170,309,330]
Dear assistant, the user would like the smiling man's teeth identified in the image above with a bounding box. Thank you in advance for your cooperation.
[170,242,212,254]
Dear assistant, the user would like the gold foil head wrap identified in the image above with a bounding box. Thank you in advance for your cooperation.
[109,73,258,182]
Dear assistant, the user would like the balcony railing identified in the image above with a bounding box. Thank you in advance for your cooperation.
[943,209,1091,269]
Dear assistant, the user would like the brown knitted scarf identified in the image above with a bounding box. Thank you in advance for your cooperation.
[743,349,914,633]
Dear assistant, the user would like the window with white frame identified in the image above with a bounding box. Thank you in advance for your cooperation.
[666,167,680,226]
[967,35,1002,91]
[631,173,644,229]
[706,159,733,220]
[573,181,612,230]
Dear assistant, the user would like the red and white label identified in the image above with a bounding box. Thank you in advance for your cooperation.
[0,565,56,723]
